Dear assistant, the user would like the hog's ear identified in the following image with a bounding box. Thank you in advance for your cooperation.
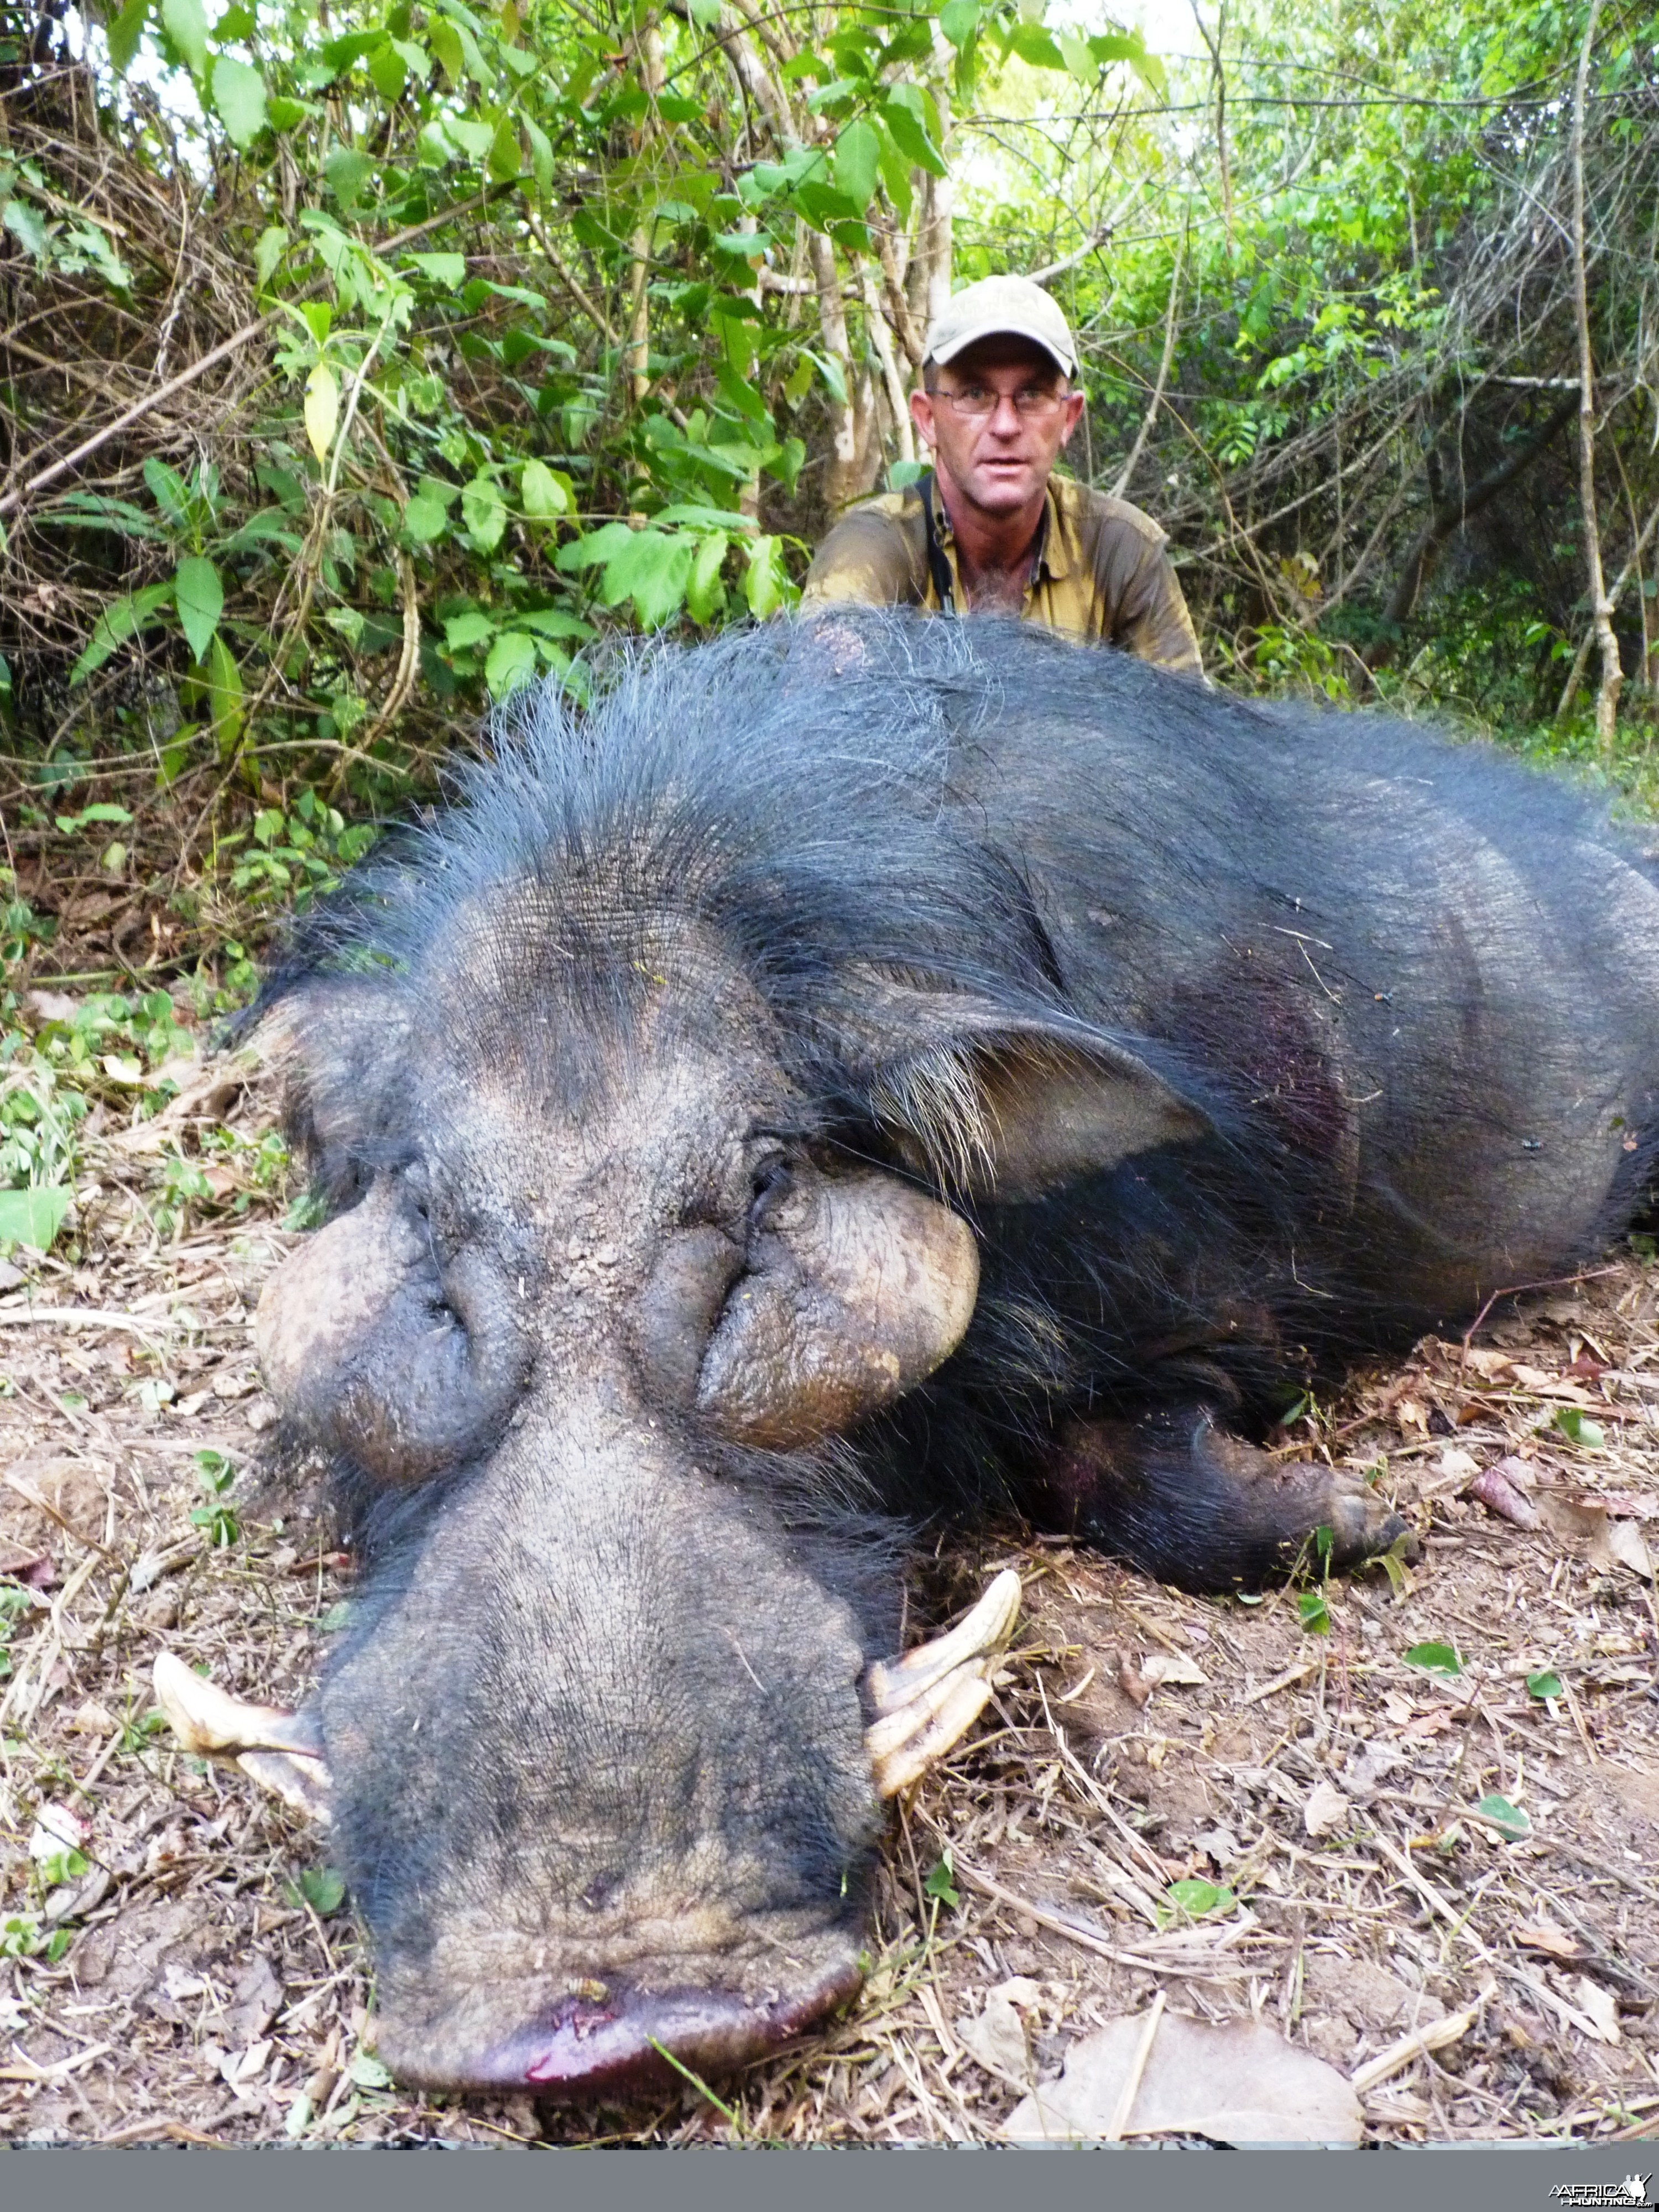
[696,1167,978,1449]
[851,990,1211,1203]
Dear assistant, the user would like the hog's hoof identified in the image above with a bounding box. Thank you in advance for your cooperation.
[1304,1462,1417,1573]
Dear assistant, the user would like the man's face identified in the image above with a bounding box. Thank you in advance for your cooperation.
[910,336,1086,522]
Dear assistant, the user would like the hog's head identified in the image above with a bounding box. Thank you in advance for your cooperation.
[159,631,1207,2099]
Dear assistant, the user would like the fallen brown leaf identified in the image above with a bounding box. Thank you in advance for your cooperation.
[1002,2010,1363,2146]
[1514,1919,1582,1962]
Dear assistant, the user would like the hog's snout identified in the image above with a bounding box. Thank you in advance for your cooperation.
[376,1954,866,2098]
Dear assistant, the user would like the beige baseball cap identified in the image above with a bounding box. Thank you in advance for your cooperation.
[924,274,1078,379]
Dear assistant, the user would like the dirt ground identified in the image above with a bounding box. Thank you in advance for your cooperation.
[1,1045,1657,2147]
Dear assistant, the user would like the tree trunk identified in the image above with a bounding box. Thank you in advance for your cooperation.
[1570,0,1622,750]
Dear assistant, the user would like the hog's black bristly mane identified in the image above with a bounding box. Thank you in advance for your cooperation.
[263,610,1659,1535]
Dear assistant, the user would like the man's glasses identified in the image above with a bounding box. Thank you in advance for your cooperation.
[931,384,1068,419]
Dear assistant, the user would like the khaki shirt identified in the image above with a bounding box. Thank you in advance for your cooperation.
[801,472,1203,677]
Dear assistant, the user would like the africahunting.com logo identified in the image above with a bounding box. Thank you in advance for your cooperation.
[1548,2182,1651,2208]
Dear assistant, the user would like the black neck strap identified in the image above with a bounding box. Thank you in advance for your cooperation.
[920,470,957,614]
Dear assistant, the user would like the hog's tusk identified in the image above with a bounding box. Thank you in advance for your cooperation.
[153,1652,332,1824]
[234,1748,332,1824]
[864,1568,1021,1798]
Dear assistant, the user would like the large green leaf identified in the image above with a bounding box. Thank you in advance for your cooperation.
[0,1186,71,1254]
[1,196,47,263]
[686,531,728,625]
[832,118,880,213]
[107,0,149,72]
[203,632,244,758]
[882,88,948,178]
[598,530,696,628]
[484,632,538,698]
[555,521,637,575]
[460,476,508,552]
[938,0,980,49]
[174,556,224,662]
[159,0,207,75]
[520,459,570,523]
[70,583,174,684]
[211,54,267,149]
[743,535,791,619]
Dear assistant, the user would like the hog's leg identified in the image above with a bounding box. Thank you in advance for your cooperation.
[1032,1403,1410,1593]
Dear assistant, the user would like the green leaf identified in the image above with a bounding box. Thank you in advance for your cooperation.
[254,223,287,286]
[938,0,979,49]
[427,18,463,87]
[69,583,174,683]
[1526,1668,1563,1701]
[211,54,267,148]
[366,40,407,101]
[922,1855,960,1909]
[107,0,149,72]
[686,0,722,22]
[881,88,948,178]
[1166,1878,1235,1919]
[832,118,880,213]
[0,1187,71,1254]
[520,458,570,523]
[483,631,538,697]
[443,609,497,653]
[555,520,636,575]
[743,534,790,619]
[291,1866,346,1915]
[1298,1589,1331,1635]
[304,361,340,463]
[1403,1640,1463,1678]
[323,145,374,209]
[1,197,47,263]
[524,114,554,195]
[348,2049,393,2090]
[1553,1406,1605,1448]
[203,632,243,759]
[602,530,696,628]
[460,476,508,552]
[401,493,449,545]
[488,114,521,182]
[174,556,223,661]
[54,802,132,832]
[1471,1792,1531,1839]
[142,456,193,529]
[159,0,207,75]
[686,531,728,624]
[514,607,591,642]
[405,251,466,289]
[1008,21,1066,70]
[804,347,848,408]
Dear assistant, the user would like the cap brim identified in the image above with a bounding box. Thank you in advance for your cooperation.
[928,321,1076,379]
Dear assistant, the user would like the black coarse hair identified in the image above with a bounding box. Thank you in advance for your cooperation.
[263,609,1659,1530]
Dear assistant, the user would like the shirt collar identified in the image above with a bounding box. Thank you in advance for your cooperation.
[928,474,1071,586]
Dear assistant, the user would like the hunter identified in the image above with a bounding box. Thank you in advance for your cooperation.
[802,273,1202,676]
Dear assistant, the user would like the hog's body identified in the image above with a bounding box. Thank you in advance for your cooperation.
[249,614,1659,2097]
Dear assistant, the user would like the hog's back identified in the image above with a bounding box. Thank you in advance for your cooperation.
[941,650,1659,1321]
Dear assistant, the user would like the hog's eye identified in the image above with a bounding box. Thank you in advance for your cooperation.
[748,1154,792,1232]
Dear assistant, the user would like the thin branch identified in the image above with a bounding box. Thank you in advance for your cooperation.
[1110,222,1186,500]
